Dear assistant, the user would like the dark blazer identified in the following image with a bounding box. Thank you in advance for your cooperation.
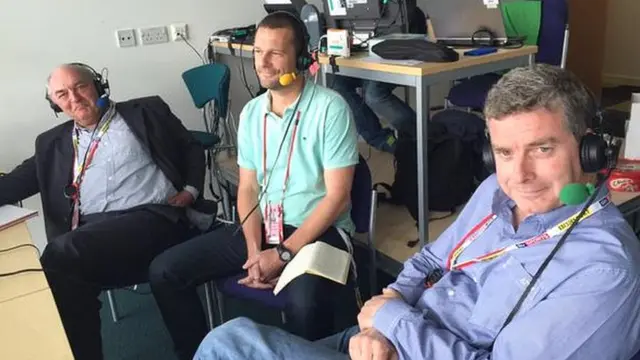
[0,96,205,241]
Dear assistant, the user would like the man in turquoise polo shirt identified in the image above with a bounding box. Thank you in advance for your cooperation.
[149,11,359,360]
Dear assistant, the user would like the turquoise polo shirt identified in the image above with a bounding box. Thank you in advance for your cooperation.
[237,80,358,233]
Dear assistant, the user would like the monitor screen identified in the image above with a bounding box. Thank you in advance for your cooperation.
[324,0,414,36]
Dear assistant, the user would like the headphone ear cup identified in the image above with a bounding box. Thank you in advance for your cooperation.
[482,138,496,173]
[297,52,313,72]
[579,133,607,173]
[45,91,62,113]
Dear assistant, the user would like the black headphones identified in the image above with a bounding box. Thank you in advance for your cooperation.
[45,62,110,113]
[258,11,314,72]
[471,27,497,47]
[482,111,616,174]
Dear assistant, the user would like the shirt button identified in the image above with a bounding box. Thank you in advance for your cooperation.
[107,158,112,162]
[447,289,455,297]
[108,176,113,181]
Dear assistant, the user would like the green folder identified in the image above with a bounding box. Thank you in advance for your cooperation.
[500,0,542,46]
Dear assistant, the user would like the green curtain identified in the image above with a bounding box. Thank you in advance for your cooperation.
[500,0,542,45]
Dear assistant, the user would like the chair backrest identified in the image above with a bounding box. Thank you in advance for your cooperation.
[350,155,373,234]
[182,63,231,115]
[536,0,568,66]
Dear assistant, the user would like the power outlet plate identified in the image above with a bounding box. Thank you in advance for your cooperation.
[115,29,136,48]
[170,23,188,41]
[140,26,169,45]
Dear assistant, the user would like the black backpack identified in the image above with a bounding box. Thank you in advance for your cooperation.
[375,110,486,226]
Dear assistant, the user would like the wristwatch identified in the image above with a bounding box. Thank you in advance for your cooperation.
[276,244,294,263]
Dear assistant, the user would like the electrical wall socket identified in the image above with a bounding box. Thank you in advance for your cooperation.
[170,23,188,41]
[115,29,136,48]
[140,26,169,45]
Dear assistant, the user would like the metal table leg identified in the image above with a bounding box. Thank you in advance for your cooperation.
[415,77,430,248]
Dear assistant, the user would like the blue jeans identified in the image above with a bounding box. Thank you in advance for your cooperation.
[193,317,360,360]
[330,75,416,152]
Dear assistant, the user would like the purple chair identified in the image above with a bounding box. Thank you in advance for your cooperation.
[205,155,378,327]
[446,0,569,110]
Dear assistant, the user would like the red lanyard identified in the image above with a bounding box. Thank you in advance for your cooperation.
[68,104,116,230]
[262,111,301,195]
[71,112,115,194]
[446,196,610,271]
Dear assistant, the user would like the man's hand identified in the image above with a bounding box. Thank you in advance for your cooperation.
[358,288,402,330]
[168,190,195,207]
[349,328,398,360]
[237,259,271,289]
[240,248,285,286]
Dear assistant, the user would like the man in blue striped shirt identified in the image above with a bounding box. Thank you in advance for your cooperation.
[193,65,640,360]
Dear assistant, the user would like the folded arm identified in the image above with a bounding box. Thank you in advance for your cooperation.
[374,267,640,360]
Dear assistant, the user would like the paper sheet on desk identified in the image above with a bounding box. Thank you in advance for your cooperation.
[358,56,422,66]
[0,205,37,232]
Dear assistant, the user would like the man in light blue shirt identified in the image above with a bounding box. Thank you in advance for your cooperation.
[193,65,640,360]
[149,11,359,360]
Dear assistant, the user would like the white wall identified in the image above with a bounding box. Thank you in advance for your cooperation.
[602,0,640,86]
[0,0,266,249]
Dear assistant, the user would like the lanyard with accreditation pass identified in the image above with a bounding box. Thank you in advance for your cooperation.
[262,111,301,245]
[65,103,117,230]
[446,195,611,271]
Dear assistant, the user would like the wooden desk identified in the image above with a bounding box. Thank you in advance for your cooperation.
[0,206,73,360]
[211,40,538,249]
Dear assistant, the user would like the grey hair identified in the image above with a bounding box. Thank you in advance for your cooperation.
[45,63,96,95]
[483,64,597,138]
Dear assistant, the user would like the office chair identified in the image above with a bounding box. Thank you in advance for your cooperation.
[206,155,379,328]
[182,63,235,219]
[446,0,569,110]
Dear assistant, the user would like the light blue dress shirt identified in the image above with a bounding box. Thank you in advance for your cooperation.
[236,80,359,233]
[75,108,191,215]
[374,174,640,360]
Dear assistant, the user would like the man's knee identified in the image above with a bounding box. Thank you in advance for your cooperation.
[41,232,79,270]
[330,75,357,94]
[148,249,187,289]
[363,81,393,102]
[287,274,339,309]
[194,317,261,358]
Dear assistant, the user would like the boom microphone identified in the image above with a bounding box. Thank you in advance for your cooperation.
[279,72,298,86]
[559,183,596,205]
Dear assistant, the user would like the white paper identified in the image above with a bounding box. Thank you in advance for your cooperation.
[327,0,347,16]
[273,242,350,295]
[0,205,37,231]
[624,93,640,160]
[484,0,499,8]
